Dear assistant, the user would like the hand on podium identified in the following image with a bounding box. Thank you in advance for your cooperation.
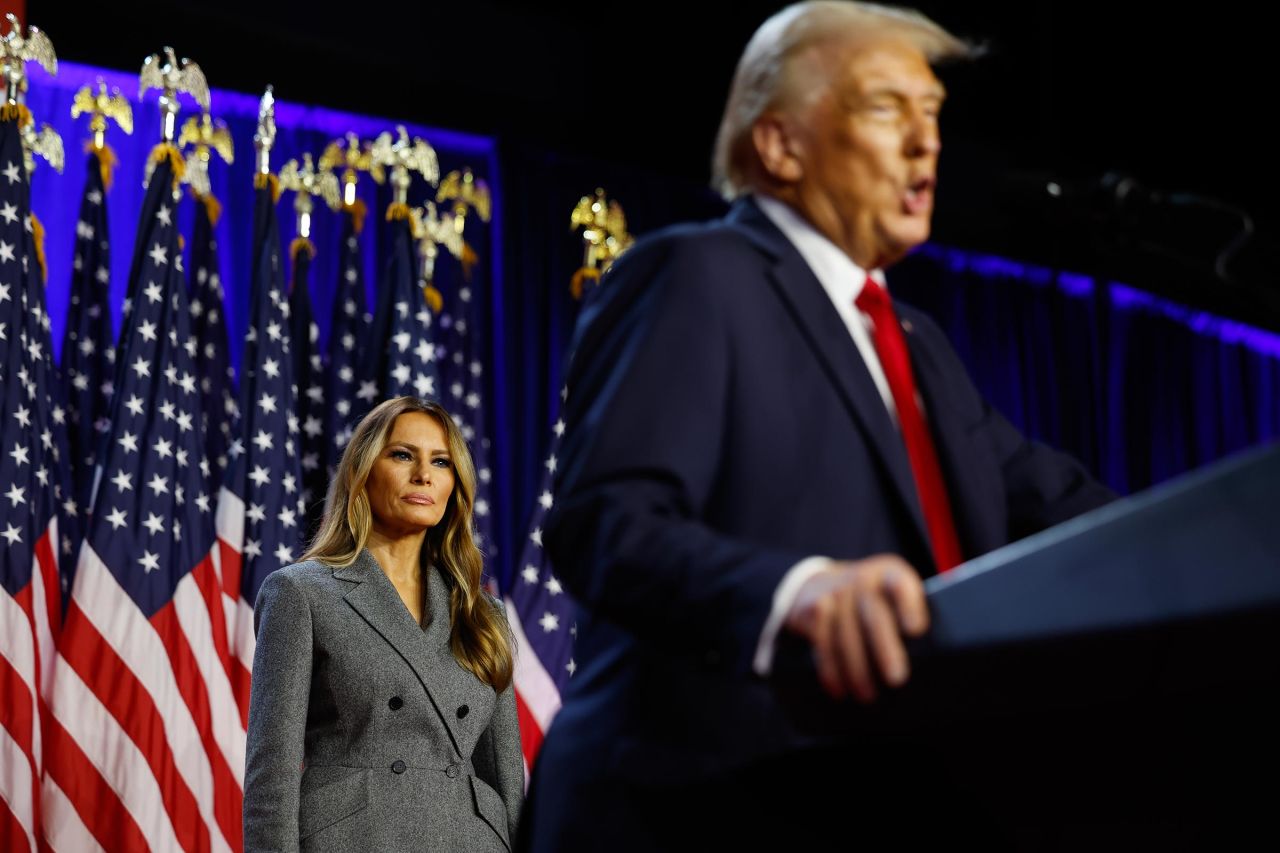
[784,555,930,703]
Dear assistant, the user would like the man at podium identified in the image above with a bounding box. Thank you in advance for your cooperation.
[520,2,1116,849]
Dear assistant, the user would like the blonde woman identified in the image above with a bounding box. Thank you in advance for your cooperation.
[243,396,522,852]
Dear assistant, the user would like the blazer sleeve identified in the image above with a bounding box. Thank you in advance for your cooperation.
[471,595,524,839]
[243,569,314,853]
[545,233,808,673]
[473,680,524,841]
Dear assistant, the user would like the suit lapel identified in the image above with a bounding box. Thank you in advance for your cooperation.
[726,200,931,554]
[334,549,464,752]
[902,308,1001,561]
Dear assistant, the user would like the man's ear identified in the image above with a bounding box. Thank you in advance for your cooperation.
[752,114,804,184]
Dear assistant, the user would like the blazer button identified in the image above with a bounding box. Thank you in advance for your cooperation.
[389,696,404,711]
[392,760,406,774]
[445,763,460,779]
[456,704,469,719]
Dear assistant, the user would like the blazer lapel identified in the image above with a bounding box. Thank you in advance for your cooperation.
[726,199,931,554]
[334,549,464,752]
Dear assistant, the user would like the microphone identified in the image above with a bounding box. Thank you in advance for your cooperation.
[996,169,1164,217]
[995,169,1254,283]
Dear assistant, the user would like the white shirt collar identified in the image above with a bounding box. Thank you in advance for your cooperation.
[751,193,901,424]
[752,194,887,304]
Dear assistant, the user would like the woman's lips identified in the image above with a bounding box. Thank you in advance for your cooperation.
[403,494,434,505]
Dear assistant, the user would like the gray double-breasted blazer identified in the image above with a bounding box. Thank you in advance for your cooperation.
[243,549,523,852]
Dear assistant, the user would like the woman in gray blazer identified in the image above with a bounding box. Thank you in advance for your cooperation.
[244,396,523,852]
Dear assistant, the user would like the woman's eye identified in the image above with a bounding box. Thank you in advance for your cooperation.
[392,450,412,461]
[432,458,451,468]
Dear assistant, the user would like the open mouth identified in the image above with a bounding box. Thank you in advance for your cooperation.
[903,177,934,215]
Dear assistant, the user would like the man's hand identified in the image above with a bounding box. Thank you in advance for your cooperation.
[783,555,929,703]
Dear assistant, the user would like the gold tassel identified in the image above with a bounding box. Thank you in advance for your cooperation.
[31,212,47,283]
[290,237,316,263]
[0,103,32,127]
[385,202,412,222]
[149,143,186,186]
[570,266,601,300]
[423,284,443,314]
[195,189,223,228]
[253,172,282,203]
[83,141,119,190]
[344,198,368,235]
[460,241,478,281]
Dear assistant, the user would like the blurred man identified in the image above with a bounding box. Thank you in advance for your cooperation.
[521,3,1113,849]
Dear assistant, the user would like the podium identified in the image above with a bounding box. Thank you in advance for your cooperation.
[914,440,1280,709]
[916,442,1280,846]
[925,440,1280,651]
[777,442,1280,847]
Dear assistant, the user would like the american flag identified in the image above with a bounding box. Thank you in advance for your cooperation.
[0,109,67,853]
[436,242,496,563]
[508,276,607,769]
[215,178,304,720]
[361,212,440,404]
[42,149,245,852]
[507,403,578,769]
[287,240,325,534]
[60,149,115,535]
[188,191,237,493]
[323,206,370,476]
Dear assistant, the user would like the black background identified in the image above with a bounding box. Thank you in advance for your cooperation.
[41,1,1280,326]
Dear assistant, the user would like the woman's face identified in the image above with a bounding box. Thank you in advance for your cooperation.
[364,412,456,539]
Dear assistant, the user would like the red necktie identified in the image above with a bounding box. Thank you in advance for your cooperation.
[855,279,963,572]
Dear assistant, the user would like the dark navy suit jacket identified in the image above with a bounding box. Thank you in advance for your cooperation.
[524,198,1114,846]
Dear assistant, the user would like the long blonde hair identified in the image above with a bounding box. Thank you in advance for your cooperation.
[303,396,514,692]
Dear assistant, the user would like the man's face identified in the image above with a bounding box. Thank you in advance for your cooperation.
[783,36,945,270]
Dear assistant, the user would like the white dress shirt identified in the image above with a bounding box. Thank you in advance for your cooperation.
[750,194,903,676]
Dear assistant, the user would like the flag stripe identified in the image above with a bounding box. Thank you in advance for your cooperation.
[32,523,59,702]
[506,599,562,733]
[215,485,254,722]
[215,487,244,600]
[0,586,36,758]
[233,598,255,675]
[63,547,238,852]
[172,558,247,768]
[59,601,211,852]
[153,604,243,851]
[513,691,546,769]
[230,604,254,725]
[0,700,37,853]
[39,777,106,853]
[0,587,40,848]
[44,655,190,852]
[190,546,239,689]
[0,790,34,853]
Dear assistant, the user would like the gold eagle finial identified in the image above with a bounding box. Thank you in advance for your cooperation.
[319,132,384,209]
[72,81,134,150]
[280,152,341,239]
[1,13,56,106]
[371,125,439,211]
[177,111,233,198]
[569,188,634,298]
